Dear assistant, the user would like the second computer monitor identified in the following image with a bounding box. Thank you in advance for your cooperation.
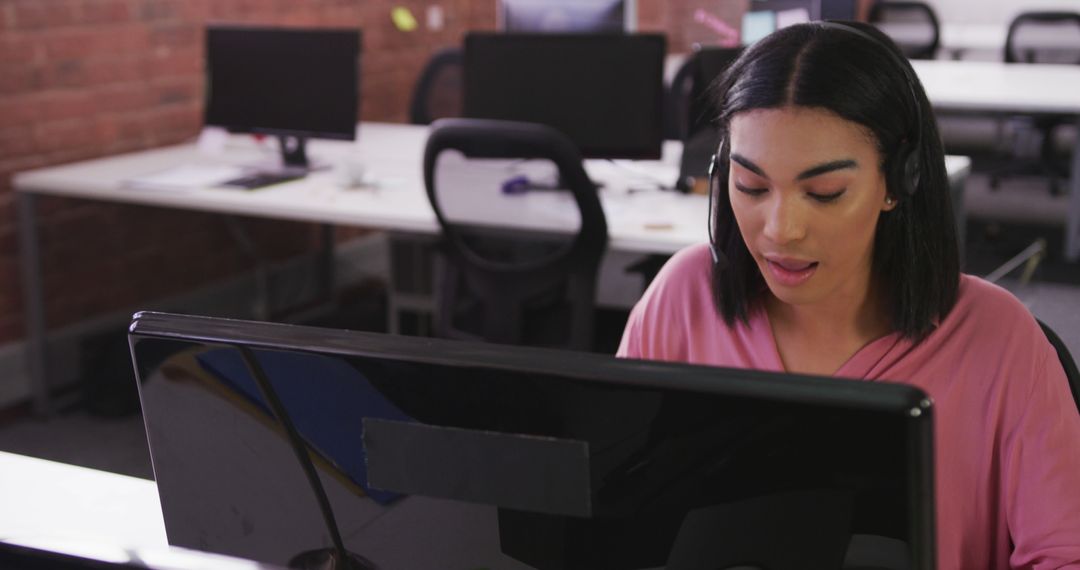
[463,32,666,160]
[499,0,636,33]
[204,26,361,169]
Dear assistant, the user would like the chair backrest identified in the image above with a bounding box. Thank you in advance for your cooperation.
[423,118,608,350]
[870,1,941,60]
[668,47,743,143]
[409,47,464,125]
[669,47,741,191]
[1037,319,1080,414]
[1005,11,1080,65]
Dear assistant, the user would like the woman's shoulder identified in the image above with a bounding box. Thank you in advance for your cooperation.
[942,274,1047,353]
[623,243,719,333]
[953,274,1037,324]
[639,243,715,308]
[658,242,714,280]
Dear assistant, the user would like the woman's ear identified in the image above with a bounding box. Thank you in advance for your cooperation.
[883,194,898,212]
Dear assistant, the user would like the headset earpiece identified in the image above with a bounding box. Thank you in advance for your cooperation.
[817,21,924,198]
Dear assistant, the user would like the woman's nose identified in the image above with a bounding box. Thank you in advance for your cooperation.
[762,194,807,245]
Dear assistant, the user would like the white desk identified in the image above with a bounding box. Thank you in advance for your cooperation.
[879,23,1080,59]
[912,59,1080,263]
[0,450,165,549]
[13,122,970,415]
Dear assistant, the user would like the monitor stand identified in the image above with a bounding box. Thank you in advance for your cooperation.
[249,134,331,174]
[222,135,327,189]
[279,134,313,171]
[288,548,377,570]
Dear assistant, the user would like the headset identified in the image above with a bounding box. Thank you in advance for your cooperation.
[707,21,925,269]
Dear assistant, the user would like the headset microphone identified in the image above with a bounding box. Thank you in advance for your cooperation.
[706,151,728,270]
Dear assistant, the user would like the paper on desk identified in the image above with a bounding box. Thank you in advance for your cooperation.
[123,164,245,192]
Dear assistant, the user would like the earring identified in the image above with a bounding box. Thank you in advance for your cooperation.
[885,196,895,206]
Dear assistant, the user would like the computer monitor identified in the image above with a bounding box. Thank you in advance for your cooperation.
[0,538,285,570]
[463,33,666,160]
[820,0,858,21]
[204,26,361,171]
[130,311,936,570]
[499,0,636,33]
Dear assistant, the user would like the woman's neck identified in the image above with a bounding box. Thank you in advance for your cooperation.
[764,281,894,375]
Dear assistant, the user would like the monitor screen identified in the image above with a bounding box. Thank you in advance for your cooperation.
[204,26,360,142]
[500,0,634,33]
[821,0,857,21]
[130,311,935,570]
[463,33,666,160]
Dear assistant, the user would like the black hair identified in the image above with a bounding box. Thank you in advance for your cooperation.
[709,22,959,342]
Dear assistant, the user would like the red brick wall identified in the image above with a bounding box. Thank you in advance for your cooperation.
[0,0,737,344]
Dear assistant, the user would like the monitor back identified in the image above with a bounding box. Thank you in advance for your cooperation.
[501,0,632,33]
[130,311,935,570]
[204,26,360,140]
[463,33,666,160]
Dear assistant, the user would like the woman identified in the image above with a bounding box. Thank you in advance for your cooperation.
[618,22,1080,569]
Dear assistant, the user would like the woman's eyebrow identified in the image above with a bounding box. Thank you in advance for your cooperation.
[795,159,858,181]
[730,154,858,181]
[730,153,767,178]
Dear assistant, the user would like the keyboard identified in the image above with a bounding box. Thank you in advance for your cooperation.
[221,172,305,189]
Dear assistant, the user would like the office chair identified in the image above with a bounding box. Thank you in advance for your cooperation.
[667,47,743,145]
[869,1,941,60]
[409,47,464,125]
[669,46,742,194]
[1038,319,1080,413]
[624,47,743,291]
[423,118,607,350]
[990,12,1080,195]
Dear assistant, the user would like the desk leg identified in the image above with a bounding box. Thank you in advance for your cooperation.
[318,224,335,302]
[17,193,49,416]
[1068,117,1080,262]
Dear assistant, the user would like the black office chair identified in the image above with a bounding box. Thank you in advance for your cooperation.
[990,12,1080,195]
[668,47,742,194]
[630,47,741,290]
[667,47,743,145]
[409,47,464,125]
[423,118,607,350]
[1038,319,1080,413]
[870,1,941,60]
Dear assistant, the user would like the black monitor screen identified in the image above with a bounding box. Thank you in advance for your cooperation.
[131,312,935,570]
[463,33,666,159]
[821,0,857,20]
[502,0,630,33]
[204,26,360,140]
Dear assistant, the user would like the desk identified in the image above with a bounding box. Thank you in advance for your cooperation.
[13,122,970,414]
[879,23,1079,59]
[0,450,165,548]
[912,59,1080,263]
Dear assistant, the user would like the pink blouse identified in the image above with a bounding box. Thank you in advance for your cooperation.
[618,243,1080,569]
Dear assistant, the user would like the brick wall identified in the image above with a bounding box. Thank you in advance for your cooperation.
[0,0,740,345]
[0,0,495,341]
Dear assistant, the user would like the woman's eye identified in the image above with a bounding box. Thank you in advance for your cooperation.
[735,183,767,197]
[808,190,845,203]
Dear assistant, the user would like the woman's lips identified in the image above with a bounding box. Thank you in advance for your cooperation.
[765,258,819,287]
